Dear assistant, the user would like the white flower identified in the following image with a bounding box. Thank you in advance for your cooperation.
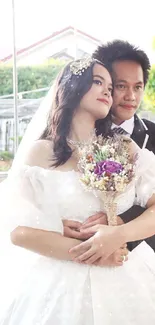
[109,148,115,154]
[85,163,95,171]
[101,146,107,153]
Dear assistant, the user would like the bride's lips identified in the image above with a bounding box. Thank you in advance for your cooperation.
[97,98,109,105]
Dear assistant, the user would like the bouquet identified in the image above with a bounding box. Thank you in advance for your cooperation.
[77,133,136,226]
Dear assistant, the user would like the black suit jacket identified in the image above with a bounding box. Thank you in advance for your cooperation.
[131,115,155,153]
[120,115,155,250]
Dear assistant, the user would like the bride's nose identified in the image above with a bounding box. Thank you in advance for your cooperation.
[102,87,111,97]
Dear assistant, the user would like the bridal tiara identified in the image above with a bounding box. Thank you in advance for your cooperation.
[70,57,94,76]
[70,57,104,76]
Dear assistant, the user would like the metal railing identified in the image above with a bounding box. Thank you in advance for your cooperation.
[0,87,50,99]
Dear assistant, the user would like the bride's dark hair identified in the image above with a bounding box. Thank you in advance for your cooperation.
[40,59,110,167]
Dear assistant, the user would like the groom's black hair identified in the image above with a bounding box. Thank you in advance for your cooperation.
[93,40,151,86]
[40,59,108,167]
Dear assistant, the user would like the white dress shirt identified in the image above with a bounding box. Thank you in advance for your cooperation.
[111,116,134,136]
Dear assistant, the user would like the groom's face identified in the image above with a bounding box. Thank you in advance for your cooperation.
[111,60,144,125]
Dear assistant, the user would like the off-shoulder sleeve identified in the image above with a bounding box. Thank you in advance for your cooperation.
[0,165,63,234]
[135,149,155,207]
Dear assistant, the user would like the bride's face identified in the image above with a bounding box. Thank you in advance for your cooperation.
[79,63,113,120]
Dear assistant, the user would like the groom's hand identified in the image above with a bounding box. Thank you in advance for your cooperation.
[94,245,128,267]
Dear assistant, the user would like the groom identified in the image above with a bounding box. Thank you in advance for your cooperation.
[64,40,155,251]
[94,40,155,154]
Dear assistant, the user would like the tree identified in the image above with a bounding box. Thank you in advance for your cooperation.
[144,67,155,111]
[0,59,65,98]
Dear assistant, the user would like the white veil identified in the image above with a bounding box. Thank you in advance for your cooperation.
[0,90,55,305]
[11,86,53,171]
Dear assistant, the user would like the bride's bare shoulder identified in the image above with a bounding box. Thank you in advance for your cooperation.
[23,139,54,169]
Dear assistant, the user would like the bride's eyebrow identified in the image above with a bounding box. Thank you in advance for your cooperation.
[93,74,113,87]
[93,74,104,80]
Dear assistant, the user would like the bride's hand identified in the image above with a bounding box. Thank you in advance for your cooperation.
[80,212,108,229]
[69,224,126,263]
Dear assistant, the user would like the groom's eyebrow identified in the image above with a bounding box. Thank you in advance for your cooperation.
[93,75,113,86]
[115,79,144,85]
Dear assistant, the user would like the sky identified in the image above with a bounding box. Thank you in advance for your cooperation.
[0,0,155,63]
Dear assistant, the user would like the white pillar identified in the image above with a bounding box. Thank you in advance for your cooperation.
[12,0,19,154]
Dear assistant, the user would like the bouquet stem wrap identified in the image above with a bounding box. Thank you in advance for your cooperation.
[96,191,118,226]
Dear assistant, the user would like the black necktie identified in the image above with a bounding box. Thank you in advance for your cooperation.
[111,127,129,136]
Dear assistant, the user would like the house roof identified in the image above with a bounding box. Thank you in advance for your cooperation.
[1,26,101,62]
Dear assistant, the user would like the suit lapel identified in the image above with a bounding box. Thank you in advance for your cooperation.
[131,115,149,148]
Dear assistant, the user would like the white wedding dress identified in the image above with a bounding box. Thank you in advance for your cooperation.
[0,149,155,324]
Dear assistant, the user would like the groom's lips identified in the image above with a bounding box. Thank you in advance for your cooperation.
[120,104,136,110]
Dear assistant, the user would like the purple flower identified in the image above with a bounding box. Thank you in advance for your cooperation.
[94,160,123,176]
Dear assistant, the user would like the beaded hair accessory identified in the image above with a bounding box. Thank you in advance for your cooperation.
[70,57,94,76]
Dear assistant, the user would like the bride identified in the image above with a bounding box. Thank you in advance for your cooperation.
[0,57,155,324]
